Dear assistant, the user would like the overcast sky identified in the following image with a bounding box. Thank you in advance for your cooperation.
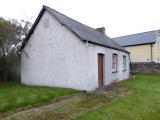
[0,0,160,37]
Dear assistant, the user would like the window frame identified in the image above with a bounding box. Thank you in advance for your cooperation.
[112,53,118,72]
[123,55,127,71]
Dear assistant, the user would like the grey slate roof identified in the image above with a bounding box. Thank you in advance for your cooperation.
[23,5,128,53]
[113,30,160,47]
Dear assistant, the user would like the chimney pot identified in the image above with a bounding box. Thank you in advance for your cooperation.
[95,27,105,34]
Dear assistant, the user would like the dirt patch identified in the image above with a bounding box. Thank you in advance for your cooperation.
[0,83,131,120]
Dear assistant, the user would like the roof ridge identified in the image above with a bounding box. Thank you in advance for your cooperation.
[43,5,103,35]
[44,5,117,42]
[113,29,160,39]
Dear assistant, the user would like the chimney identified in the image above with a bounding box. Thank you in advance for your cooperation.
[95,27,105,34]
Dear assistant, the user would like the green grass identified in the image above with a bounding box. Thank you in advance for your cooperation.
[72,73,160,120]
[0,82,79,113]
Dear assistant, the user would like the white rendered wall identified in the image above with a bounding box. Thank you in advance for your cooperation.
[87,44,130,86]
[21,11,129,91]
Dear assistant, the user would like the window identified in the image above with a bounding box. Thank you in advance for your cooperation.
[157,32,160,49]
[112,54,118,71]
[157,32,160,38]
[123,55,126,70]
[157,39,160,49]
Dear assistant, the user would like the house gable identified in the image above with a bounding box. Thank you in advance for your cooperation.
[21,10,99,91]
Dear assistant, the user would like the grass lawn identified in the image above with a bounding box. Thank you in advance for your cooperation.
[72,73,160,120]
[0,82,79,113]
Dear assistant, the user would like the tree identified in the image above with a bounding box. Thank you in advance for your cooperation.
[0,17,32,81]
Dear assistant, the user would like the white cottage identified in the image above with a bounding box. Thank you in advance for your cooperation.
[21,5,130,91]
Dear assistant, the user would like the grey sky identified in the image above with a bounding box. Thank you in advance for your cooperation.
[0,0,160,37]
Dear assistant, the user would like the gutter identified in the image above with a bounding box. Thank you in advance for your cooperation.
[87,41,130,54]
[122,42,155,47]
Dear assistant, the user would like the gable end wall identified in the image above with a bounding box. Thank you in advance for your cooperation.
[21,11,98,91]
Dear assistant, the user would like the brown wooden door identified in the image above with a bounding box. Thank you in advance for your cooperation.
[98,54,104,87]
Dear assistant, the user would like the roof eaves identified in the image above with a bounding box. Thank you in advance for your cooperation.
[122,42,155,47]
[87,41,130,54]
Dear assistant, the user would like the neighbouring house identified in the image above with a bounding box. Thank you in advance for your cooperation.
[113,30,160,63]
[21,5,130,91]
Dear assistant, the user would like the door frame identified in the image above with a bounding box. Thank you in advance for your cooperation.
[98,53,104,87]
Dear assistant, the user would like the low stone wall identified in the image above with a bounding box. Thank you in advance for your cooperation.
[130,62,160,73]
